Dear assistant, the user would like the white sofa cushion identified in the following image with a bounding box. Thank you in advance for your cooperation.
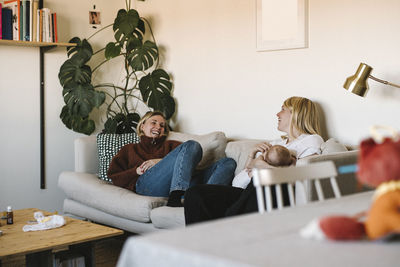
[168,131,228,169]
[225,139,262,175]
[150,206,185,229]
[75,135,98,173]
[320,138,348,154]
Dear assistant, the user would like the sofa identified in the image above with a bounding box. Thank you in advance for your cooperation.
[58,131,360,234]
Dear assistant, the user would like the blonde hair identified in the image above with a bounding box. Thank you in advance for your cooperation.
[136,111,169,137]
[283,96,322,139]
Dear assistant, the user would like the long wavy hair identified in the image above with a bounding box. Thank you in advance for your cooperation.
[283,96,322,139]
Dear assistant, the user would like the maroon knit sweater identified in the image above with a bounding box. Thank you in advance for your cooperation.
[107,135,181,191]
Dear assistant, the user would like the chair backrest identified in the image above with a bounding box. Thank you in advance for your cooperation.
[252,161,341,214]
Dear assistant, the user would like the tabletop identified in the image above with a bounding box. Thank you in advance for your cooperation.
[0,208,123,257]
[117,191,400,267]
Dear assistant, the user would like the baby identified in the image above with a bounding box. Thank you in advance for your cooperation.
[232,145,296,189]
[263,145,295,167]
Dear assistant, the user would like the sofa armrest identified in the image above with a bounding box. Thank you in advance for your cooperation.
[58,172,166,222]
[297,150,359,166]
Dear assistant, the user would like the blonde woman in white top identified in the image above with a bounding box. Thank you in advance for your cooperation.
[185,96,324,224]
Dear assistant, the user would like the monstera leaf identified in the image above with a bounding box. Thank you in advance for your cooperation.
[113,9,140,40]
[103,112,140,134]
[128,40,158,71]
[60,106,96,135]
[125,37,142,54]
[62,83,105,117]
[59,38,93,87]
[112,9,144,59]
[139,69,175,119]
[59,61,92,88]
[66,37,93,64]
[105,42,122,59]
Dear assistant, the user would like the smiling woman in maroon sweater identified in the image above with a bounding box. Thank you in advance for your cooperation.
[108,111,236,207]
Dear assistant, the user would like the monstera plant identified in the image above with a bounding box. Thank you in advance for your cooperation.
[58,4,175,135]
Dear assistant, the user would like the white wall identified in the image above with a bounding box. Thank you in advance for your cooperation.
[1,0,399,212]
[136,0,400,142]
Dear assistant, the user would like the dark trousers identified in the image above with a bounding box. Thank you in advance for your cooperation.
[184,182,289,225]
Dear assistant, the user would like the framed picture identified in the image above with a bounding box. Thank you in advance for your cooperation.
[89,11,101,25]
[256,0,309,52]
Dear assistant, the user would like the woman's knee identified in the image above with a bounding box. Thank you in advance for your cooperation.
[182,140,203,156]
[218,157,237,170]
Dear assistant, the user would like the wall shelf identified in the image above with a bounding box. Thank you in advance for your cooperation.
[0,39,75,47]
[0,40,76,189]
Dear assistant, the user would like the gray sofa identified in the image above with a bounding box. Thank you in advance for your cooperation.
[58,131,359,234]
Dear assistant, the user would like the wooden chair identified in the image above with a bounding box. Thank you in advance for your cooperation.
[252,161,341,214]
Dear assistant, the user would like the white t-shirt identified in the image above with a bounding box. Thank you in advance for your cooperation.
[270,134,323,159]
[232,134,324,188]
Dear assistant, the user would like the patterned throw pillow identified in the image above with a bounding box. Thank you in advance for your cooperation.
[96,133,140,182]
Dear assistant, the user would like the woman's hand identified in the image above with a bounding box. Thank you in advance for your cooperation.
[249,142,271,158]
[245,168,253,178]
[137,159,162,175]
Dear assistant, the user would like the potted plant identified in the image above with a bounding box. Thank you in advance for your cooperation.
[58,2,175,135]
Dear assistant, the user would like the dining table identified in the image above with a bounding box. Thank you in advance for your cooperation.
[117,191,399,267]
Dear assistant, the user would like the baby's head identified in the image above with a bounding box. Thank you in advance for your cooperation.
[264,145,294,167]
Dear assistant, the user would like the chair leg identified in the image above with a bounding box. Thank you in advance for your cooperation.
[265,186,273,212]
[288,183,295,207]
[330,176,341,198]
[255,186,265,214]
[276,184,283,210]
[314,179,325,201]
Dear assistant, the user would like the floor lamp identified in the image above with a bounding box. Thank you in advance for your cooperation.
[343,63,400,97]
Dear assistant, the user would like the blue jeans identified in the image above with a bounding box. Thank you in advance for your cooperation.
[135,140,236,197]
[190,157,237,186]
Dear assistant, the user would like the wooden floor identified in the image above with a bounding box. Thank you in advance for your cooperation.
[0,233,131,267]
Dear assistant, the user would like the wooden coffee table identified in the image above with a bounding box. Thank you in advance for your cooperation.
[0,208,123,267]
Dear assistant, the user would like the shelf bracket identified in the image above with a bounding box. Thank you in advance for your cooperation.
[41,45,56,53]
[40,47,46,189]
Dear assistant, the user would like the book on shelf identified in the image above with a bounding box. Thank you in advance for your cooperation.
[22,0,30,41]
[42,7,49,42]
[2,6,13,40]
[3,0,20,40]
[37,7,42,41]
[0,3,2,39]
[28,0,32,41]
[21,0,31,41]
[19,0,22,40]
[31,0,37,41]
[52,12,57,42]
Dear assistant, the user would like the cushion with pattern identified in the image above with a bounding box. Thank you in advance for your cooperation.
[97,133,140,182]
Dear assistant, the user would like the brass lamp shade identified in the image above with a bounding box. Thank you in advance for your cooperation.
[343,63,373,97]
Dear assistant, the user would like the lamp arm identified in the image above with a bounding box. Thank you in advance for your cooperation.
[369,75,400,89]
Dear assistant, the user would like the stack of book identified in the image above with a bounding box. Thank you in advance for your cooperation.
[0,0,57,42]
